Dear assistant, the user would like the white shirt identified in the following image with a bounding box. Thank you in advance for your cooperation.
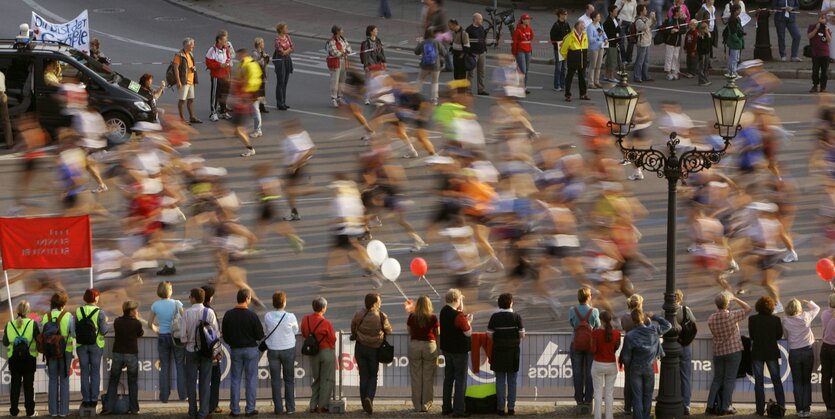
[722,1,746,21]
[616,0,637,23]
[0,71,5,93]
[181,303,218,352]
[283,131,314,166]
[72,109,107,150]
[702,4,717,31]
[578,14,593,28]
[264,310,299,351]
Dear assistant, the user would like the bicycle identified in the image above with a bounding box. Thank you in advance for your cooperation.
[484,4,516,48]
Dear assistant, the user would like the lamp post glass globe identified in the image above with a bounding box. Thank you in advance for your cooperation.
[604,73,640,137]
[711,74,747,138]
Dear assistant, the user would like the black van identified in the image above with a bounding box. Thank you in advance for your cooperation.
[0,40,157,146]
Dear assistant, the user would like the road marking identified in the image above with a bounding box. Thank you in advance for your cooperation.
[282,107,349,120]
[479,94,575,110]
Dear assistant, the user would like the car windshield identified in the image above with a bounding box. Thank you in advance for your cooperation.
[69,49,120,84]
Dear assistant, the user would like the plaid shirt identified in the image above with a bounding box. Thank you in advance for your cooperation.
[708,309,746,356]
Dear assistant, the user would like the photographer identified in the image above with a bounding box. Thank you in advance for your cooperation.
[809,12,832,93]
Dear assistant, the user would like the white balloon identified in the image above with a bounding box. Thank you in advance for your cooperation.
[381,258,402,282]
[366,240,388,267]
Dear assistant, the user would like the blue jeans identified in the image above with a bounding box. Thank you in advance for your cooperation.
[707,351,742,413]
[158,334,187,402]
[379,0,391,18]
[774,17,801,59]
[680,345,692,409]
[77,344,103,403]
[274,58,291,108]
[47,358,70,416]
[554,52,567,89]
[789,346,814,412]
[252,101,261,132]
[268,348,296,414]
[106,352,139,413]
[229,347,259,415]
[495,371,518,412]
[442,351,468,415]
[185,351,213,419]
[753,358,785,414]
[728,49,741,76]
[570,346,593,404]
[620,22,635,63]
[444,47,454,71]
[356,343,380,401]
[649,0,664,27]
[516,52,531,87]
[629,364,655,419]
[633,46,650,81]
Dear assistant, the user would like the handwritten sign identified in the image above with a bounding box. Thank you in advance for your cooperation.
[0,215,92,269]
[31,10,90,53]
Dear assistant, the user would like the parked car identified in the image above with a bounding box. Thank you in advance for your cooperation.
[0,39,156,146]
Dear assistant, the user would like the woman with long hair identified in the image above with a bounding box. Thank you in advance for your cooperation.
[273,23,294,111]
[351,293,393,414]
[406,295,440,412]
[3,300,39,417]
[591,311,621,419]
[782,298,820,418]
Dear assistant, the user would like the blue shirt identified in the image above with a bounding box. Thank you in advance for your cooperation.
[586,22,607,51]
[151,299,183,334]
[620,315,672,369]
[568,304,601,329]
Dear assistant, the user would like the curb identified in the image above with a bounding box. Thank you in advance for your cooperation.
[162,0,814,80]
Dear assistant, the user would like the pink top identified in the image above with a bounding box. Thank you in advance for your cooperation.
[782,301,820,349]
[274,35,293,57]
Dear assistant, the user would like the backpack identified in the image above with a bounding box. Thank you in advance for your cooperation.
[677,305,698,346]
[37,311,68,360]
[8,320,33,360]
[653,26,668,45]
[721,25,729,45]
[165,57,178,87]
[301,317,324,356]
[572,306,594,352]
[76,307,100,346]
[195,308,220,359]
[420,41,438,66]
[628,21,638,40]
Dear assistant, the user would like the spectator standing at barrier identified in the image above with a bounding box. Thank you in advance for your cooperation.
[551,9,572,92]
[182,288,217,419]
[173,37,201,124]
[782,298,820,418]
[406,295,440,412]
[675,290,697,416]
[809,13,832,93]
[586,11,608,89]
[43,291,74,418]
[633,5,656,83]
[724,5,745,78]
[619,294,643,416]
[449,19,470,81]
[591,311,620,419]
[205,32,233,122]
[76,288,108,410]
[512,14,534,92]
[273,23,294,111]
[415,29,447,104]
[706,292,751,415]
[351,292,393,415]
[102,301,143,415]
[440,288,473,418]
[694,0,720,59]
[748,295,785,416]
[561,21,590,102]
[466,13,489,95]
[4,300,39,417]
[774,0,803,62]
[148,281,186,403]
[488,293,525,416]
[222,288,265,417]
[569,287,600,414]
[200,285,223,414]
[663,7,686,81]
[603,6,621,83]
[615,0,637,64]
[326,26,352,108]
[264,291,299,415]
[696,22,713,86]
[821,294,835,416]
[621,309,671,419]
[302,297,336,414]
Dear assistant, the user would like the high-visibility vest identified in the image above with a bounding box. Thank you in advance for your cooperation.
[42,309,75,353]
[5,318,37,358]
[76,305,105,348]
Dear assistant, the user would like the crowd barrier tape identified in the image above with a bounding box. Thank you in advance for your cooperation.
[0,332,827,403]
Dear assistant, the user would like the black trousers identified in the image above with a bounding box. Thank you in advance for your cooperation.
[813,56,830,90]
[452,53,468,80]
[210,362,221,411]
[10,356,36,416]
[209,77,230,115]
[565,63,587,98]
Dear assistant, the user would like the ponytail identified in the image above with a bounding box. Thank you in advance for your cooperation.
[600,310,614,342]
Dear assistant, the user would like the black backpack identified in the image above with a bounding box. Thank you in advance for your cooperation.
[8,320,33,360]
[196,308,220,359]
[76,307,100,346]
[678,305,698,346]
[301,317,324,356]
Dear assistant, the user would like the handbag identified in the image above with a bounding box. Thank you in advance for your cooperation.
[766,399,786,418]
[464,53,477,71]
[803,44,813,58]
[170,304,183,347]
[376,314,394,363]
[258,312,286,353]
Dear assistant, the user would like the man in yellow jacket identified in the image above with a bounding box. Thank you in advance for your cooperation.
[232,48,263,157]
[559,21,590,102]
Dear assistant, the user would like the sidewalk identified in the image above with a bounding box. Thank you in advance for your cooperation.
[164,0,826,80]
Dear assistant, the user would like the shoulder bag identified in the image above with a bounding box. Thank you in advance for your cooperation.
[259,312,287,353]
[377,313,395,363]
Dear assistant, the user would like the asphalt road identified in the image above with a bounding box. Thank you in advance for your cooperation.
[0,0,827,335]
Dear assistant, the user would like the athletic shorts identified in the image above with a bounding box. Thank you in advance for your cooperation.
[178,84,195,101]
[231,110,250,127]
[333,233,355,250]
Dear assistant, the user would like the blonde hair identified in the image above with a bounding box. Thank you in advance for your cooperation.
[254,37,264,49]
[627,294,644,310]
[829,293,835,309]
[157,281,173,299]
[715,292,730,309]
[445,288,462,304]
[785,299,802,317]
[413,295,434,328]
[276,22,288,34]
[16,300,31,328]
[578,287,592,304]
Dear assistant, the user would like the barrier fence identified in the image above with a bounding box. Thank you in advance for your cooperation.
[0,332,827,404]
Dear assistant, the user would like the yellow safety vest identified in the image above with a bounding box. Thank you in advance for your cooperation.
[5,318,37,358]
[76,305,104,348]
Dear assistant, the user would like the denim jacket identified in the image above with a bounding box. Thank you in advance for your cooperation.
[620,315,672,370]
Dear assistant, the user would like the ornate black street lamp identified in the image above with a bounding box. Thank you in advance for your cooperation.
[603,72,746,418]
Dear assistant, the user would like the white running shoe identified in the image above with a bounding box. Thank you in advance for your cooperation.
[251,130,263,138]
[241,148,256,157]
[209,113,219,122]
[331,99,339,108]
[628,170,644,181]
[220,112,232,120]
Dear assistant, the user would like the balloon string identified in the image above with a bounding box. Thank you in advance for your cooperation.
[392,281,410,301]
[422,275,441,299]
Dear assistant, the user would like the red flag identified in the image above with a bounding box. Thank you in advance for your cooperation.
[0,216,92,269]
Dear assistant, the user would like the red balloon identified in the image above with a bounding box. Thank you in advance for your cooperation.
[411,257,428,277]
[817,258,835,282]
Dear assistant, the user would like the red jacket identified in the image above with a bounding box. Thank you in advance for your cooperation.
[205,44,231,79]
[683,29,699,55]
[512,24,534,55]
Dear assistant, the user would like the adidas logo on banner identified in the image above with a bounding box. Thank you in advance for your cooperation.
[528,341,572,379]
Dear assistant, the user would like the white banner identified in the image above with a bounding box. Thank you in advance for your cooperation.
[30,10,90,53]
